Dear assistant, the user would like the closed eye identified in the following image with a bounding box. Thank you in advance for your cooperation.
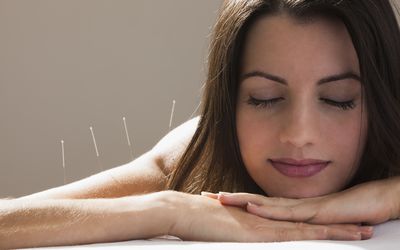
[246,96,284,108]
[246,96,356,111]
[320,98,356,110]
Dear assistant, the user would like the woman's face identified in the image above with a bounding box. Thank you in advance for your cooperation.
[236,14,368,198]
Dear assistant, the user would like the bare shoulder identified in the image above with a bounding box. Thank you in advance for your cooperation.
[152,116,200,175]
[16,117,199,200]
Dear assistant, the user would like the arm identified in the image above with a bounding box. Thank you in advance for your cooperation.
[0,117,198,248]
[202,176,400,225]
[0,191,372,248]
[0,118,198,248]
[0,192,175,249]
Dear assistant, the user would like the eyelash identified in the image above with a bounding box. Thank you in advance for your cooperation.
[246,96,356,110]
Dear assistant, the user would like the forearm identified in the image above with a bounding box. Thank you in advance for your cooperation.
[0,191,174,249]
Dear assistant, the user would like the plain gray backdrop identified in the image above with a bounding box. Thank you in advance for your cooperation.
[0,0,222,197]
[2,0,399,198]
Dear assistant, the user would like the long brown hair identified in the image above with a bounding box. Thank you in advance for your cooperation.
[166,0,400,194]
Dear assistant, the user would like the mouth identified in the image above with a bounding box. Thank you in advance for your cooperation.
[268,158,331,178]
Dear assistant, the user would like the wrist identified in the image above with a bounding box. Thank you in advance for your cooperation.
[138,190,185,237]
[152,190,189,237]
[112,191,179,240]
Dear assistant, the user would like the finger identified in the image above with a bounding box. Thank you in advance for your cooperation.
[270,224,366,242]
[247,202,367,225]
[217,192,264,206]
[259,225,359,242]
[323,224,373,241]
[360,227,374,240]
[218,192,302,207]
[248,202,374,240]
[247,202,316,222]
[316,225,361,241]
[328,224,374,240]
[200,191,218,199]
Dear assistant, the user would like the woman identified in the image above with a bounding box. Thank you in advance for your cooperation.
[1,0,400,248]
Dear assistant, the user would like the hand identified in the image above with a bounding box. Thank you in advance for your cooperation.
[201,177,400,227]
[161,190,373,242]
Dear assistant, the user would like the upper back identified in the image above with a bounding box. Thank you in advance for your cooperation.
[18,117,200,200]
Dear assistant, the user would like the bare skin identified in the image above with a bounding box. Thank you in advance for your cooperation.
[2,15,398,245]
[0,117,375,248]
[17,116,201,201]
[202,175,400,226]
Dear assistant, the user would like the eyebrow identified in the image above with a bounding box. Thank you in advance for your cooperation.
[241,70,361,85]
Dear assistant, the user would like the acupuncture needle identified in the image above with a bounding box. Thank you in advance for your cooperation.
[169,99,176,131]
[89,125,128,195]
[89,126,103,171]
[61,140,66,185]
[122,116,134,161]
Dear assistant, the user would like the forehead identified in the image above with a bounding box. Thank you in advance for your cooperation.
[240,13,360,78]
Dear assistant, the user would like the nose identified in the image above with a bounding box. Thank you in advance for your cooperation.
[279,104,320,148]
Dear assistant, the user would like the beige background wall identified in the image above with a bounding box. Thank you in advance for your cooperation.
[0,0,222,197]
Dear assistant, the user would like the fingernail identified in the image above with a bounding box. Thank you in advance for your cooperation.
[218,191,232,196]
[247,202,259,207]
[361,230,373,240]
[360,226,374,233]
[351,232,361,240]
[201,191,214,196]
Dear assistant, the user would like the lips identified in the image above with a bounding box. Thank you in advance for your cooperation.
[268,158,330,178]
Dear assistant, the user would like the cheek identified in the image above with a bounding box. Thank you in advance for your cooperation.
[236,110,279,165]
[321,110,367,171]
